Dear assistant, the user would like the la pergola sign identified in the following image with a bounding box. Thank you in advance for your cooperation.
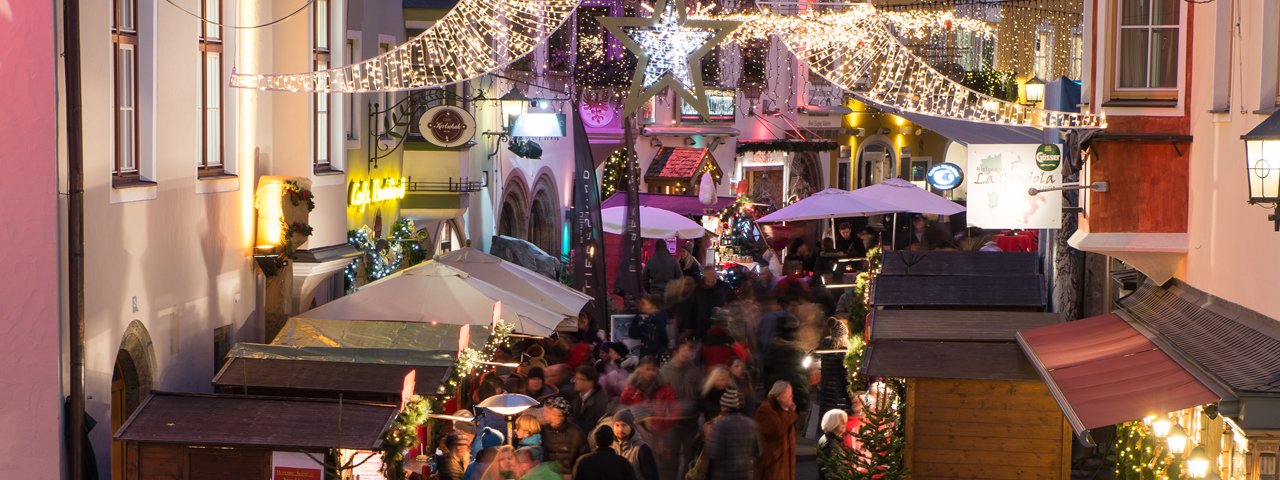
[349,177,407,211]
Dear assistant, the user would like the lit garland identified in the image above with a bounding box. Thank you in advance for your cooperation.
[600,148,636,199]
[230,0,580,92]
[440,320,515,403]
[381,396,432,480]
[1116,420,1177,479]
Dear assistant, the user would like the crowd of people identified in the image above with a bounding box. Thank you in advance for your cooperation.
[425,222,958,479]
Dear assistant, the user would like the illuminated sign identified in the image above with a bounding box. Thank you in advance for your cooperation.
[926,163,964,191]
[348,177,407,211]
[680,88,735,123]
[967,144,1063,229]
[1035,144,1062,171]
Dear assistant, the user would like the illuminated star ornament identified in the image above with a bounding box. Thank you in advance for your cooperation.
[599,0,740,120]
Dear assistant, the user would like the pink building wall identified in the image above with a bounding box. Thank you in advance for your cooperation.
[0,0,65,477]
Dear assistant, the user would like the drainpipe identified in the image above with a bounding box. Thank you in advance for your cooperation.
[63,0,87,478]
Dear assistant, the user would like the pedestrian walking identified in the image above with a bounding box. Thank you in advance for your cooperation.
[705,387,759,480]
[697,366,734,422]
[514,446,561,480]
[611,409,659,480]
[572,426,638,480]
[693,266,734,338]
[436,433,471,480]
[631,295,671,357]
[642,239,682,295]
[818,409,851,480]
[660,342,704,479]
[762,317,811,415]
[570,365,609,433]
[540,397,586,476]
[754,381,798,480]
[727,357,756,415]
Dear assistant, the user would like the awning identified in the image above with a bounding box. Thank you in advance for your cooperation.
[872,274,1046,309]
[870,310,1061,342]
[1067,231,1187,284]
[863,341,1039,381]
[213,355,451,398]
[115,392,396,450]
[852,93,1044,145]
[640,125,740,137]
[1016,313,1220,439]
[601,192,736,215]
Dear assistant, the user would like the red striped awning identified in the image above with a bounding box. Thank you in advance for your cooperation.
[1016,313,1220,437]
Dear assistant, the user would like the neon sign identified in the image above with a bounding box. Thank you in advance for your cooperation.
[348,177,407,211]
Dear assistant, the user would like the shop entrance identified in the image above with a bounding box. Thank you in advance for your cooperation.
[111,321,156,480]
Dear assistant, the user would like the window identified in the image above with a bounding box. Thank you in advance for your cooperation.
[1116,0,1180,90]
[199,0,224,176]
[345,34,360,142]
[1069,27,1084,81]
[112,0,139,182]
[1034,24,1053,80]
[313,0,332,172]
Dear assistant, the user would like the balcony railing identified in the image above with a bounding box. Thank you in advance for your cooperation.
[405,177,483,193]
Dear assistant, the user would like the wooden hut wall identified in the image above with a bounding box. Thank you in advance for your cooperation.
[124,443,270,480]
[906,378,1071,480]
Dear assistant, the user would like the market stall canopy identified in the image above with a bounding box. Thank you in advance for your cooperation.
[864,310,1061,381]
[644,147,721,183]
[601,205,706,239]
[295,262,568,336]
[1016,313,1220,438]
[438,247,590,324]
[273,317,489,352]
[873,274,1045,309]
[847,178,965,216]
[755,187,896,223]
[601,192,736,216]
[213,344,452,399]
[114,392,396,450]
[880,251,1039,276]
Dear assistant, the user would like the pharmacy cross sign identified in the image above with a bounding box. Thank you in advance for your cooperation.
[598,0,740,121]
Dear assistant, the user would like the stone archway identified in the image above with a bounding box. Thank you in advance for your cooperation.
[112,320,157,479]
[528,172,561,258]
[499,174,530,239]
[790,151,825,200]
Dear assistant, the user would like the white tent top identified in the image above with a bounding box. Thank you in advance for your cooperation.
[296,262,569,336]
[755,187,898,223]
[848,178,965,216]
[601,205,706,239]
[437,247,590,328]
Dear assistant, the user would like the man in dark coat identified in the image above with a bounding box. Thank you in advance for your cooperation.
[641,239,682,295]
[693,266,734,338]
[570,365,609,434]
[540,396,587,475]
[573,425,638,480]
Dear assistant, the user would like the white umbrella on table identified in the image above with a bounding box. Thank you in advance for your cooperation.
[601,205,706,239]
[437,247,591,331]
[846,178,965,216]
[296,261,568,337]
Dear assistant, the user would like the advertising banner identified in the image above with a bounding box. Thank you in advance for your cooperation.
[272,452,322,480]
[967,144,1063,229]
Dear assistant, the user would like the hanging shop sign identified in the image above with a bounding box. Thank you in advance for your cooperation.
[967,144,1063,229]
[419,105,476,147]
[348,177,407,210]
[926,162,964,191]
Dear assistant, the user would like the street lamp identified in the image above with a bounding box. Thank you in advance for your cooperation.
[477,393,539,445]
[1151,415,1172,438]
[1167,423,1188,455]
[1024,76,1045,105]
[1186,445,1211,478]
[1241,110,1280,230]
[497,84,531,128]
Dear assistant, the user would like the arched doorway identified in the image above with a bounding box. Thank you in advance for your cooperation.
[498,175,529,239]
[528,173,561,257]
[435,219,466,254]
[857,140,896,188]
[112,321,157,480]
[789,151,825,200]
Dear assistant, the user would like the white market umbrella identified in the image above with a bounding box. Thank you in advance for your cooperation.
[437,247,591,329]
[755,188,898,223]
[847,178,966,216]
[601,205,706,239]
[297,262,568,336]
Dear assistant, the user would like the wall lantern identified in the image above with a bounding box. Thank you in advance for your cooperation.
[1151,415,1172,438]
[1242,110,1280,230]
[497,85,531,128]
[1167,423,1188,455]
[1186,445,1211,478]
[1024,76,1046,104]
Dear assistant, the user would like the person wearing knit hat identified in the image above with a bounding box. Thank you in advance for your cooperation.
[705,385,759,480]
[610,409,658,480]
[539,395,586,475]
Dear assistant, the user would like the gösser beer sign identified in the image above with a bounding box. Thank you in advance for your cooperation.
[419,105,476,147]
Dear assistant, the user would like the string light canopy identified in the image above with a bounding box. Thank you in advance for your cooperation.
[598,0,741,120]
[709,5,1105,129]
[229,0,579,92]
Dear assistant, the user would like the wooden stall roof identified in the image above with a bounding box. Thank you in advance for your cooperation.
[114,392,396,450]
[872,275,1046,309]
[863,341,1039,381]
[213,357,450,397]
[870,310,1061,342]
[879,251,1039,276]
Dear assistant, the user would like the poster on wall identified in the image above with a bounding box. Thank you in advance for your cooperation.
[966,144,1063,230]
[272,452,323,480]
